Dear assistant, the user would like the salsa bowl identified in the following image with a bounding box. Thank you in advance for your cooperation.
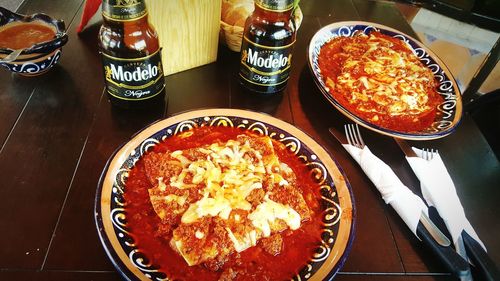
[0,7,68,76]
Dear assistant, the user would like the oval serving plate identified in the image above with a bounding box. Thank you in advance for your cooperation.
[307,21,462,140]
[95,108,355,281]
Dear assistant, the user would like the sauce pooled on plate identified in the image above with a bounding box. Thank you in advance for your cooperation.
[318,31,444,133]
[124,126,324,281]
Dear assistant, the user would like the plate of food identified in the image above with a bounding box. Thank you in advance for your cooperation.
[95,108,355,281]
[308,21,462,140]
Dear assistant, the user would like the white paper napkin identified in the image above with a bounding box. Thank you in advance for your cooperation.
[343,144,428,236]
[405,148,486,250]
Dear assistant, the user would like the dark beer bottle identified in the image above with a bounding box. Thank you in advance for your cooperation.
[99,0,165,108]
[238,0,296,94]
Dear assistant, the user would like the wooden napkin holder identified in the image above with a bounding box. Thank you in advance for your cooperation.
[146,0,221,75]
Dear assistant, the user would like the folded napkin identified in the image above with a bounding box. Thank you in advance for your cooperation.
[343,145,428,236]
[405,148,486,250]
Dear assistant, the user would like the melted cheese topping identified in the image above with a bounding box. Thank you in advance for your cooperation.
[179,139,267,224]
[226,228,258,252]
[318,31,443,132]
[149,134,309,260]
[248,195,301,237]
[336,33,435,116]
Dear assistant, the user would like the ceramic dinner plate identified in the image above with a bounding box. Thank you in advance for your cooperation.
[307,21,463,140]
[95,108,355,281]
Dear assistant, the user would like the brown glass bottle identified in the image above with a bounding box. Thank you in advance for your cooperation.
[239,0,296,94]
[98,0,165,109]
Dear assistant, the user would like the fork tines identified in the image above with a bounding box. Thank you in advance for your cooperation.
[423,148,439,161]
[344,124,365,148]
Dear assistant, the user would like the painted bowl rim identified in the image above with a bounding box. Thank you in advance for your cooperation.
[95,108,356,281]
[0,6,68,55]
[307,21,463,140]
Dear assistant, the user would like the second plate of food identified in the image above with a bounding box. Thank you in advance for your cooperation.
[308,21,462,140]
[95,108,355,281]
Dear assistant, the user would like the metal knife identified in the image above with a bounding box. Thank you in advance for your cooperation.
[394,138,470,259]
[328,127,471,280]
[395,138,500,281]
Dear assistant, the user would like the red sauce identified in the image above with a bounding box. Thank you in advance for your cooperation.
[124,126,324,280]
[0,22,55,49]
[318,31,444,133]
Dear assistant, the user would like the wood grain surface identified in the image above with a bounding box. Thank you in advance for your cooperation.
[146,0,221,75]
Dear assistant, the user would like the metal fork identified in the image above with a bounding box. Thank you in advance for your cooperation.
[422,147,470,272]
[338,124,473,280]
[344,124,365,148]
[422,148,438,161]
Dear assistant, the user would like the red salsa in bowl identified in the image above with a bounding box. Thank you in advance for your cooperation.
[0,21,56,50]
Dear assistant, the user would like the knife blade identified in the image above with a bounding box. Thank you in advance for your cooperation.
[328,127,471,280]
[394,137,418,157]
[328,127,347,144]
[394,138,476,280]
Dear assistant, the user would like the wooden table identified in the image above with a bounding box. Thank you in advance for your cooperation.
[1,0,499,280]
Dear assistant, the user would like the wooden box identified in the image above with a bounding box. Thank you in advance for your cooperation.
[146,0,222,75]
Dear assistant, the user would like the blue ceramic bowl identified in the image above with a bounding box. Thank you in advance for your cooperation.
[0,7,68,76]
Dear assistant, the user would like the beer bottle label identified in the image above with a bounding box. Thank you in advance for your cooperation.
[239,37,294,88]
[102,0,147,21]
[101,49,165,101]
[255,0,294,12]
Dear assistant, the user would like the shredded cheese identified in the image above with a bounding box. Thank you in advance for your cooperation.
[248,195,301,237]
[319,31,441,127]
[179,138,268,224]
[149,134,310,265]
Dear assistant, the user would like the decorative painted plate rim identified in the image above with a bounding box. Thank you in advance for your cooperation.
[307,21,463,140]
[95,108,356,281]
